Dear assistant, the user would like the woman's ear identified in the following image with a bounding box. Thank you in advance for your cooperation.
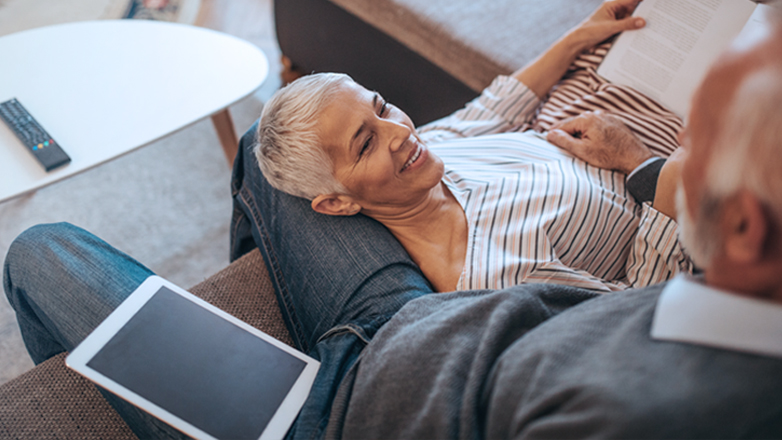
[311,194,362,216]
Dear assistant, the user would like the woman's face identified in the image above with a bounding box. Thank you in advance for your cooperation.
[316,81,444,211]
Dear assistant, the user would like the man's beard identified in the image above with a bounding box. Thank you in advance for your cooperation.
[676,186,721,268]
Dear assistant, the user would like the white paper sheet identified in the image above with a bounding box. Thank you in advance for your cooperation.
[597,0,759,118]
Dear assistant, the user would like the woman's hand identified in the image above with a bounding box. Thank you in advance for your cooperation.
[547,110,653,174]
[513,0,645,99]
[567,0,646,52]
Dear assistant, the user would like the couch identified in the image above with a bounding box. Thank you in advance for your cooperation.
[0,0,603,437]
[275,0,602,125]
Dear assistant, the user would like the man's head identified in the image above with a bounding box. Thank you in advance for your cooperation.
[677,11,782,300]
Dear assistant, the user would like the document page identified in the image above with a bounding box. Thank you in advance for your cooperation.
[597,0,758,118]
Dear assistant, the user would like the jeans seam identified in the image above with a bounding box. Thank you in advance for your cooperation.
[316,323,371,345]
[229,207,244,257]
[239,187,309,352]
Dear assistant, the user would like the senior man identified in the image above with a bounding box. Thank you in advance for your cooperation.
[5,8,782,440]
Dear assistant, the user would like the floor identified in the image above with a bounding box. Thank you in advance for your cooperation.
[0,0,282,385]
[196,0,283,108]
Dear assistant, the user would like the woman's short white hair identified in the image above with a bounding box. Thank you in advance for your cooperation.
[255,73,352,200]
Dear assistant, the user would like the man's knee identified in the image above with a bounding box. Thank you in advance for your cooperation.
[4,222,86,295]
[6,223,85,266]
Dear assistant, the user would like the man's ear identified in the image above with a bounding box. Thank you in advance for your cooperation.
[722,191,768,264]
[311,194,362,216]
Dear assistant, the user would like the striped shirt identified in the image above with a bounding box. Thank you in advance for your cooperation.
[418,61,692,292]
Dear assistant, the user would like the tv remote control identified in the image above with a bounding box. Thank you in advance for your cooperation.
[0,98,71,172]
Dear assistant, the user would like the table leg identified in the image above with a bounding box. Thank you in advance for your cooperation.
[281,55,304,85]
[211,108,239,165]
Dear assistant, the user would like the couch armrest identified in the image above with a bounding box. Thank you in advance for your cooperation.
[189,248,293,346]
[0,351,136,440]
[0,248,289,439]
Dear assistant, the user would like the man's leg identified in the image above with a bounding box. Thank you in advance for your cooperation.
[230,122,434,353]
[230,124,435,439]
[3,222,187,439]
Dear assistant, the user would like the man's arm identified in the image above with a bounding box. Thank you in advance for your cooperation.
[546,110,694,285]
[624,150,683,221]
[651,149,685,221]
[547,110,679,217]
[626,157,666,204]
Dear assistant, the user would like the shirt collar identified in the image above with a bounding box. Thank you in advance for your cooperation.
[440,170,469,209]
[651,274,782,359]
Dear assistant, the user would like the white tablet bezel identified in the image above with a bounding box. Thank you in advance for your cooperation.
[66,275,319,440]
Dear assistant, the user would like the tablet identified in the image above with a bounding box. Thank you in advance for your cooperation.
[66,276,319,440]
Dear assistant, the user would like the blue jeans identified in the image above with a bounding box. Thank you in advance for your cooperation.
[4,122,433,439]
[3,223,189,439]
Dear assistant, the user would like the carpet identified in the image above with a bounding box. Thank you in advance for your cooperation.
[0,0,278,385]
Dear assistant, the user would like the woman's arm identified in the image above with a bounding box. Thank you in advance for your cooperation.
[514,0,646,98]
[419,0,646,144]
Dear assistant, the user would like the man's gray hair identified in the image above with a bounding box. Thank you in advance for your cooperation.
[677,65,782,267]
[705,65,782,223]
[255,73,352,200]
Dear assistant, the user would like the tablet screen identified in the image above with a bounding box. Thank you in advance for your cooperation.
[86,286,306,439]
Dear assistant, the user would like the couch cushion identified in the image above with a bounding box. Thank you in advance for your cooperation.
[330,0,604,91]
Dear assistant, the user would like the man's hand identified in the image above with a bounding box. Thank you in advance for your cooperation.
[547,110,654,174]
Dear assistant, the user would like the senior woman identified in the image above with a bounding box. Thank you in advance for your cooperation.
[252,0,690,294]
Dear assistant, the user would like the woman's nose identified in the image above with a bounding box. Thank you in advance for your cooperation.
[381,119,410,152]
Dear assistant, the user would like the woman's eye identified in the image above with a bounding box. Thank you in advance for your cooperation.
[360,136,372,157]
[379,100,388,117]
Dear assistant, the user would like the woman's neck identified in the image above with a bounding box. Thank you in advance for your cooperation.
[368,182,458,242]
[365,182,468,292]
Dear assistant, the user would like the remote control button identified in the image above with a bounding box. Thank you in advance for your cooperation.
[1,98,71,171]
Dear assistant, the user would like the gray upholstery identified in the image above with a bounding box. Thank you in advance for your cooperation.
[0,248,288,439]
[275,0,603,124]
[330,0,604,91]
[0,352,137,440]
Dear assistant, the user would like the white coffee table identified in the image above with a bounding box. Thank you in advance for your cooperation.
[0,20,268,204]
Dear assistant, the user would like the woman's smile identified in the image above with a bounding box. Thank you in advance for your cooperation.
[401,140,427,173]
